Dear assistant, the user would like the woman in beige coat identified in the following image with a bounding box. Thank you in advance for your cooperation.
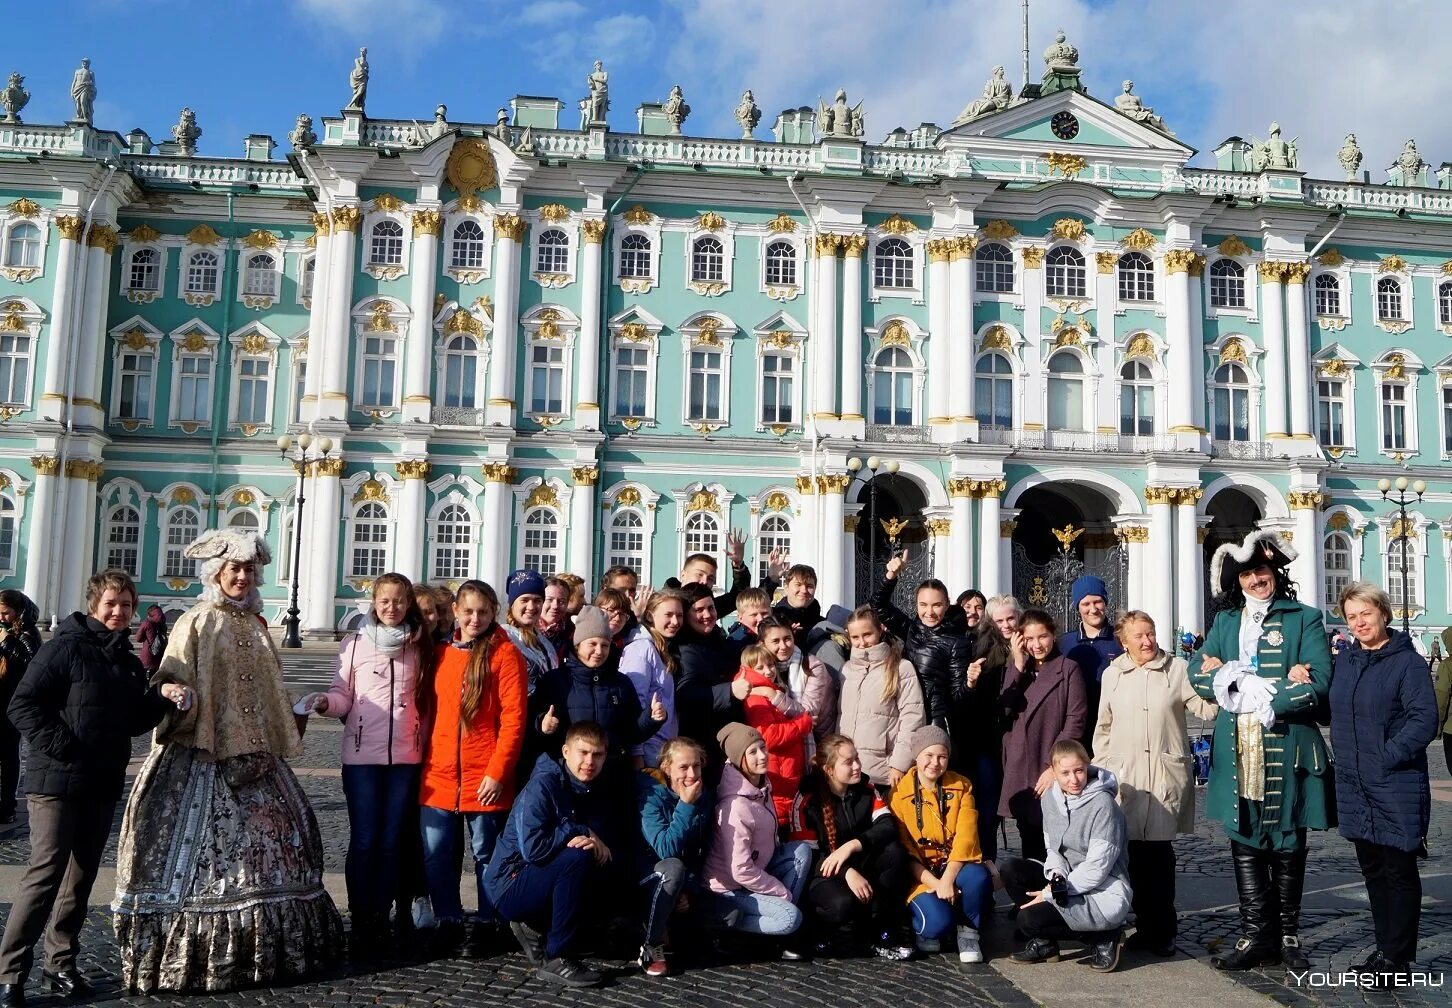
[1093,610,1216,956]
[837,606,927,794]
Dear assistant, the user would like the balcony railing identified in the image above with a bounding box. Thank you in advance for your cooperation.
[1210,439,1282,460]
[864,423,930,444]
[978,427,1177,452]
[431,406,486,427]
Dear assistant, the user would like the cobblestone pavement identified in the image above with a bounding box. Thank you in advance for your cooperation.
[0,708,1446,1006]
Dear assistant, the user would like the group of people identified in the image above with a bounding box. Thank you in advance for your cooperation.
[0,524,1442,999]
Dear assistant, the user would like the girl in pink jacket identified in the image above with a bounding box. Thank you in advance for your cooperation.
[300,573,431,950]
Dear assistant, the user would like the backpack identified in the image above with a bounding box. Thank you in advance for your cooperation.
[148,623,168,659]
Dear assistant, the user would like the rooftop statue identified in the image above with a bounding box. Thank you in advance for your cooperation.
[818,88,864,139]
[583,60,609,126]
[663,85,690,136]
[953,65,1013,125]
[1250,121,1298,171]
[172,107,202,156]
[1336,133,1362,181]
[496,107,510,131]
[70,57,95,125]
[1043,29,1080,72]
[734,90,761,139]
[1114,80,1170,134]
[346,47,369,113]
[1,73,28,125]
[1397,138,1428,178]
[289,113,317,151]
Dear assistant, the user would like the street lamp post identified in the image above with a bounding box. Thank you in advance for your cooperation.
[847,456,900,588]
[277,433,333,648]
[1377,475,1426,636]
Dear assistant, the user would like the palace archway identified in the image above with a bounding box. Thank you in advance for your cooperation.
[1009,481,1127,632]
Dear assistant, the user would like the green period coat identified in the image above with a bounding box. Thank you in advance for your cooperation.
[1188,599,1336,842]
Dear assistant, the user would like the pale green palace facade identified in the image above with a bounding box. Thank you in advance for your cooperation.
[0,40,1449,644]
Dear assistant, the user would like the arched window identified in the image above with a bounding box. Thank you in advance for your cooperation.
[521,507,561,575]
[441,334,480,409]
[0,330,31,406]
[103,505,140,575]
[431,503,473,581]
[1117,252,1154,302]
[5,223,41,268]
[1208,259,1245,308]
[1212,362,1251,441]
[0,495,12,572]
[873,237,913,289]
[1377,277,1405,322]
[1045,352,1085,430]
[1045,247,1086,299]
[764,240,797,287]
[243,253,277,296]
[369,219,404,265]
[683,511,721,561]
[163,507,200,578]
[758,515,791,583]
[1380,378,1409,451]
[1314,273,1341,317]
[1440,281,1452,327]
[536,228,569,274]
[1386,535,1420,609]
[350,502,389,578]
[691,236,724,283]
[451,220,486,269]
[975,242,1014,293]
[185,251,219,295]
[607,511,645,574]
[1323,532,1352,612]
[225,510,260,531]
[974,352,1014,428]
[620,233,652,278]
[1119,360,1154,436]
[128,248,160,291]
[871,346,914,425]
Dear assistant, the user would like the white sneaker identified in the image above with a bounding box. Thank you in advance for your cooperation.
[412,897,435,930]
[957,925,983,963]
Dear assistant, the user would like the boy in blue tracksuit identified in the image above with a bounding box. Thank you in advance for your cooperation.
[634,737,713,975]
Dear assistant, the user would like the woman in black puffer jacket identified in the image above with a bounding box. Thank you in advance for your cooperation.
[871,553,973,733]
[671,584,746,760]
[0,590,42,823]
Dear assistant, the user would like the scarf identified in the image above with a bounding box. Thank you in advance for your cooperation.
[363,611,411,657]
[1233,596,1275,803]
[779,649,816,763]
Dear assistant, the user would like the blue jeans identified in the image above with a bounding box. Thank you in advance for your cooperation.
[492,847,593,959]
[700,840,812,936]
[909,863,994,938]
[420,806,503,923]
[341,763,420,923]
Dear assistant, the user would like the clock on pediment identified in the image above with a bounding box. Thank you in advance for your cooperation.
[1051,111,1079,140]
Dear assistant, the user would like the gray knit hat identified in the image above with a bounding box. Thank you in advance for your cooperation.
[717,722,765,770]
[908,724,951,760]
[573,605,611,645]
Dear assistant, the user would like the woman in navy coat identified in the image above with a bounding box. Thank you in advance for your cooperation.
[1329,582,1438,983]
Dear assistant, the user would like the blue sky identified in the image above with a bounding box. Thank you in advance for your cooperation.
[13,0,1451,179]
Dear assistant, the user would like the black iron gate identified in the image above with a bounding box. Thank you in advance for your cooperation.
[854,538,931,610]
[1011,528,1128,633]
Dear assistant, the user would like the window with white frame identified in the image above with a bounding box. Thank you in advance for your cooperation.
[0,332,30,406]
[521,507,561,574]
[226,510,260,531]
[1117,252,1154,302]
[764,240,797,287]
[235,354,270,426]
[0,495,13,573]
[128,248,160,292]
[1046,247,1087,299]
[620,233,652,278]
[872,347,914,425]
[691,236,725,283]
[1386,535,1420,609]
[1212,362,1251,441]
[613,344,650,418]
[975,242,1014,293]
[1439,281,1452,326]
[607,511,645,574]
[451,220,487,269]
[184,251,219,296]
[300,257,315,300]
[103,504,140,575]
[528,342,565,415]
[5,223,41,268]
[291,354,307,424]
[1046,352,1085,430]
[1209,259,1245,308]
[975,352,1013,428]
[1443,385,1452,454]
[441,334,481,409]
[1380,380,1409,450]
[873,238,913,289]
[369,220,404,266]
[1377,277,1405,321]
[1323,532,1352,611]
[243,253,278,296]
[536,228,569,274]
[162,507,200,578]
[1313,273,1341,317]
[116,346,155,421]
[359,333,398,409]
[1316,376,1347,447]
[350,502,389,578]
[278,514,295,582]
[683,511,721,562]
[687,348,724,422]
[760,350,795,425]
[431,503,473,581]
[1119,360,1154,435]
[757,514,791,582]
[174,351,212,424]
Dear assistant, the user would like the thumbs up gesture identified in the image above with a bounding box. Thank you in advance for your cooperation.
[541,705,560,735]
[649,691,667,723]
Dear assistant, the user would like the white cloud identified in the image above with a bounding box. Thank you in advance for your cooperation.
[516,0,587,25]
[524,10,658,76]
[293,0,450,59]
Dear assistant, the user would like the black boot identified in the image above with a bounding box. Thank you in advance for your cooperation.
[1272,848,1310,969]
[1211,843,1280,970]
[41,969,91,999]
[0,983,23,1007]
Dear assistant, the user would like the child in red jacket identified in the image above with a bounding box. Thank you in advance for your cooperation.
[737,644,813,826]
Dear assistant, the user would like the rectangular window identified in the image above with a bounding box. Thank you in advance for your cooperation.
[118,351,154,421]
[236,356,270,425]
[1381,384,1407,451]
[292,358,307,424]
[608,513,645,573]
[1387,540,1420,609]
[1119,384,1153,436]
[175,354,211,424]
[360,336,397,408]
[0,333,30,405]
[1444,386,1452,454]
[1316,378,1345,446]
[688,349,723,422]
[761,353,794,424]
[613,346,649,418]
[529,343,565,414]
[1214,387,1250,441]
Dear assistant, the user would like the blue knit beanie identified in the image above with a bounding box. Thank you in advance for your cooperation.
[506,568,546,606]
[1070,575,1108,611]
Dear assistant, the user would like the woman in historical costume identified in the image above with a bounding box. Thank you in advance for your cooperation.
[1189,530,1333,971]
[112,529,343,993]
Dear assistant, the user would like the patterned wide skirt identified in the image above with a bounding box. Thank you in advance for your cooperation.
[111,743,344,993]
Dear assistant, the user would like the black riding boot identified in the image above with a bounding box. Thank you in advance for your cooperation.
[1211,842,1281,970]
[1272,847,1310,969]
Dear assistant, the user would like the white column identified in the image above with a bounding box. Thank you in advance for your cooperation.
[1174,491,1204,638]
[73,235,116,425]
[568,467,597,586]
[818,478,847,608]
[797,476,820,585]
[948,242,974,423]
[1284,264,1313,439]
[1020,247,1045,428]
[393,463,428,580]
[843,511,860,607]
[321,208,359,421]
[402,211,440,423]
[811,235,840,423]
[480,465,512,590]
[576,221,605,429]
[486,215,524,426]
[926,243,951,425]
[304,461,342,635]
[838,236,865,422]
[1122,525,1147,611]
[1188,261,1207,434]
[977,484,1003,596]
[1164,253,1197,432]
[58,461,100,617]
[302,214,332,420]
[1259,263,1288,438]
[1146,488,1175,640]
[39,221,82,408]
[23,460,58,618]
[928,519,953,587]
[948,482,975,594]
[1290,494,1321,609]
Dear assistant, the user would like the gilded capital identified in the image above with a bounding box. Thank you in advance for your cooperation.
[925,517,951,537]
[1170,487,1204,506]
[999,519,1017,537]
[582,219,607,245]
[311,212,332,237]
[315,457,346,478]
[1163,249,1198,275]
[947,476,975,498]
[86,225,118,253]
[1117,525,1149,544]
[1095,251,1118,274]
[571,465,600,486]
[29,454,60,476]
[840,234,867,258]
[817,473,852,495]
[330,206,362,233]
[411,210,442,237]
[974,478,1007,499]
[814,233,843,257]
[1144,485,1175,506]
[64,458,103,481]
[1020,246,1044,269]
[54,215,84,241]
[1283,261,1312,285]
[1287,490,1325,510]
[949,235,977,260]
[1257,260,1289,283]
[482,462,516,484]
[395,459,431,480]
[794,474,817,495]
[494,214,525,242]
[926,239,955,264]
